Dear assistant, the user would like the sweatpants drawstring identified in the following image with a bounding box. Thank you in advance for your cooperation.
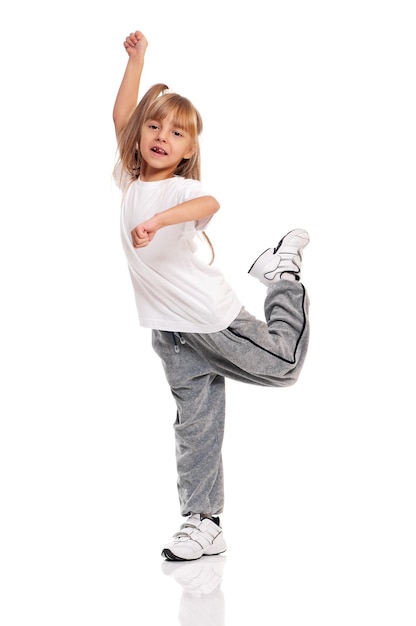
[171,332,186,353]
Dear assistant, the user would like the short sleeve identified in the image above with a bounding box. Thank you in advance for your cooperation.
[177,178,215,231]
[195,214,213,230]
[112,161,131,192]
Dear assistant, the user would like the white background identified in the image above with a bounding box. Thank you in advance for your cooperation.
[1,1,415,624]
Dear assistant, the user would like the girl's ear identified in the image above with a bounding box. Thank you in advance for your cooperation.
[183,143,197,160]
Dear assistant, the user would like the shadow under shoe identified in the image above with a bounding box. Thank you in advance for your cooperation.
[162,554,226,595]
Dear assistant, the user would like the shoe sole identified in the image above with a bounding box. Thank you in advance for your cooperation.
[162,545,227,561]
[273,228,310,254]
[247,247,271,274]
[248,228,310,275]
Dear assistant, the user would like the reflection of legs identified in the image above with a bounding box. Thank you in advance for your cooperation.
[152,331,225,516]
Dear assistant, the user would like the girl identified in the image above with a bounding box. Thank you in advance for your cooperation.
[113,30,310,561]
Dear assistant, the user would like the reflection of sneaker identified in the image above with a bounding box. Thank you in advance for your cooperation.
[248,229,310,285]
[163,556,226,626]
[162,555,226,596]
[161,514,227,561]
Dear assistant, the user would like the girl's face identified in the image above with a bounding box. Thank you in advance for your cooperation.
[139,114,196,181]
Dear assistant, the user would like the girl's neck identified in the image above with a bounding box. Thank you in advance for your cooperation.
[140,162,176,182]
[140,172,174,182]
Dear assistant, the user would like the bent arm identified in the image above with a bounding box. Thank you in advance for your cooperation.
[131,196,220,248]
[154,196,220,228]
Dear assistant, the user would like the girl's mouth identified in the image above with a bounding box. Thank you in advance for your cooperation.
[151,146,167,155]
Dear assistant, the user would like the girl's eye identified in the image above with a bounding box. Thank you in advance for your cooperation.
[149,124,159,130]
[173,130,183,137]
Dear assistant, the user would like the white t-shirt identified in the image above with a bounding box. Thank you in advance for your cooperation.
[114,169,242,333]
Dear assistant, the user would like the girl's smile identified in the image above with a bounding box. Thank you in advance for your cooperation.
[140,115,196,180]
[151,146,168,155]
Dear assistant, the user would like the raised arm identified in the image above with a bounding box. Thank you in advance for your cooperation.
[113,31,148,138]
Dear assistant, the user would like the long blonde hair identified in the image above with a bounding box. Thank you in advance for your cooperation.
[116,83,214,263]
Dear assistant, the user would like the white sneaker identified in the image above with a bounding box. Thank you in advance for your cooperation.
[248,229,310,285]
[162,514,227,561]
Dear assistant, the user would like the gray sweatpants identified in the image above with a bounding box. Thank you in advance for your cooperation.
[152,280,310,516]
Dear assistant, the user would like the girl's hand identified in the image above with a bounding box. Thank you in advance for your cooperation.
[123,31,148,58]
[131,225,150,248]
[131,216,159,248]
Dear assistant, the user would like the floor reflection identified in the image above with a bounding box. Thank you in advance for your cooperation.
[162,555,226,626]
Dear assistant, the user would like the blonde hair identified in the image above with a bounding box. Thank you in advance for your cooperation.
[115,83,214,264]
[117,83,203,181]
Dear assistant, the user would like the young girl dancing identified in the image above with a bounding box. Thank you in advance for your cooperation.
[113,30,310,561]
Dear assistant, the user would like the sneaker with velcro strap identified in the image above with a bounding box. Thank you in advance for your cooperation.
[162,514,227,561]
[248,228,310,285]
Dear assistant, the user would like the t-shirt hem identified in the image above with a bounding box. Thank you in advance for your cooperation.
[139,301,242,334]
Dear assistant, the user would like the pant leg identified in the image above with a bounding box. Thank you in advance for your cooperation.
[152,330,226,516]
[182,280,310,386]
[152,280,309,516]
